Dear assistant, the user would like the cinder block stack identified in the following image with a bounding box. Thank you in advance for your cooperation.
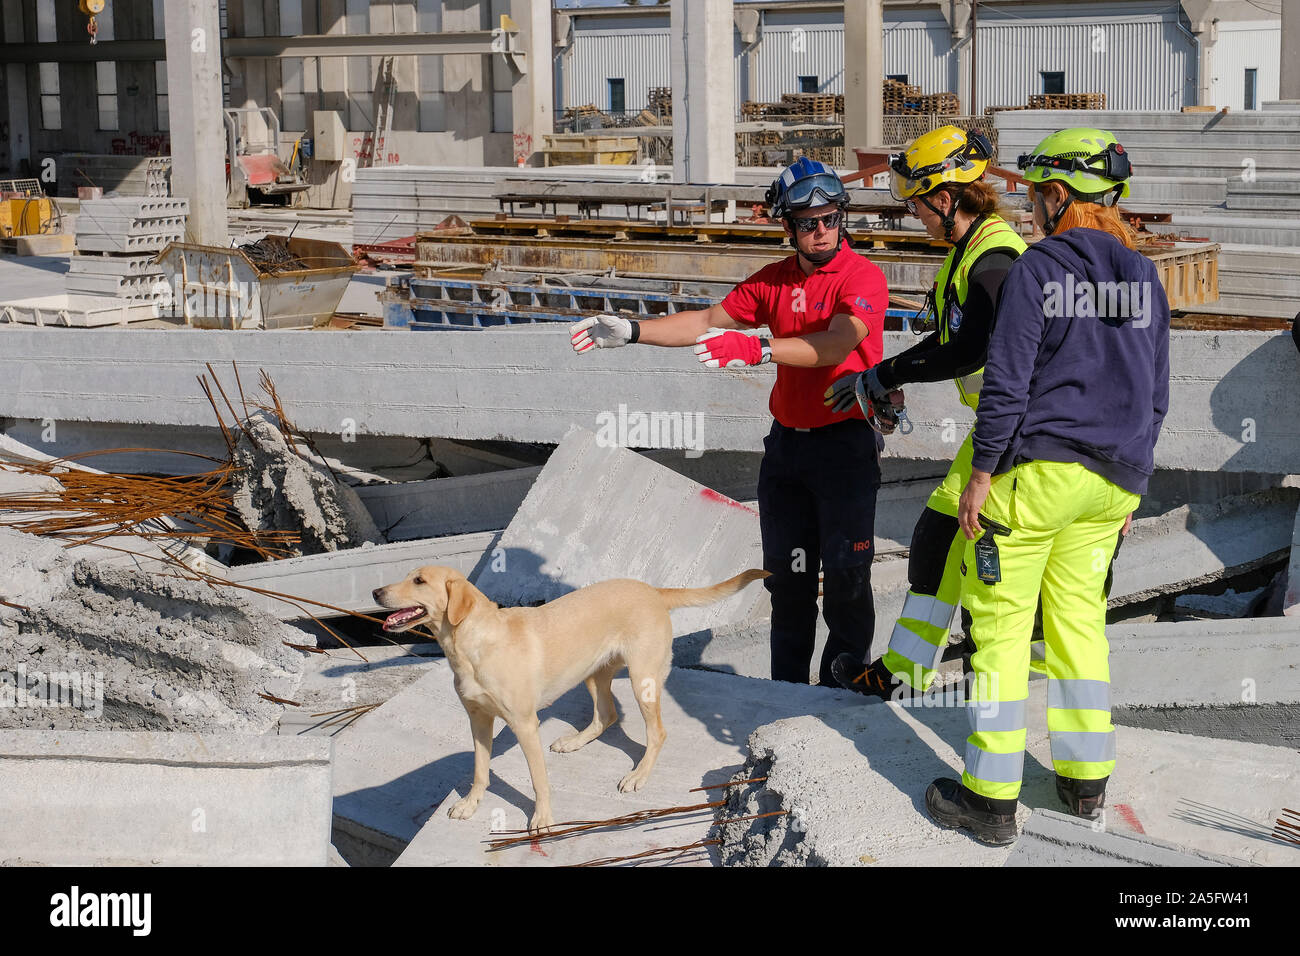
[70,197,189,305]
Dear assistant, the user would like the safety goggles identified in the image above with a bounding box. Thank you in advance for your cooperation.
[789,211,843,233]
[1017,142,1132,182]
[781,172,847,212]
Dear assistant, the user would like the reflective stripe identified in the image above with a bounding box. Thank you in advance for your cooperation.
[956,371,982,409]
[965,744,1026,784]
[1050,730,1116,764]
[928,596,958,630]
[1030,640,1045,661]
[967,697,1027,734]
[898,591,958,631]
[1048,678,1111,712]
[887,622,944,670]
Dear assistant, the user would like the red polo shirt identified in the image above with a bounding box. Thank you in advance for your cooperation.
[720,241,888,429]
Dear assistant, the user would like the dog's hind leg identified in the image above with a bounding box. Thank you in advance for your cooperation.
[550,661,621,754]
[448,704,494,821]
[618,651,670,793]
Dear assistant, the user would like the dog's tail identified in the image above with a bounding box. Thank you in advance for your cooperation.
[655,569,770,612]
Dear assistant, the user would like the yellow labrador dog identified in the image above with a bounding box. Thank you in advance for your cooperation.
[373,565,768,833]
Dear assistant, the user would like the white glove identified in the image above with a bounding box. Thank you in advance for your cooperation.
[570,313,637,353]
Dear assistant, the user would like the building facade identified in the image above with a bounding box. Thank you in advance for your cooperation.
[555,0,1282,116]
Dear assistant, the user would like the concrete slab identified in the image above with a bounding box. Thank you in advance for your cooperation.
[470,427,768,638]
[0,731,332,866]
[1108,617,1300,746]
[717,683,1300,867]
[0,329,1292,473]
[357,467,539,541]
[331,662,861,866]
[1110,489,1299,604]
[1005,810,1241,867]
[226,531,497,621]
[14,234,75,256]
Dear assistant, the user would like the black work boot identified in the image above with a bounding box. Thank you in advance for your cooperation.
[830,654,914,700]
[925,777,1018,846]
[1056,775,1108,820]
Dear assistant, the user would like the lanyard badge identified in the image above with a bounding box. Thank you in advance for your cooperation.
[973,514,1012,585]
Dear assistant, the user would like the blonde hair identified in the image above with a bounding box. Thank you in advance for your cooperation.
[1033,182,1139,250]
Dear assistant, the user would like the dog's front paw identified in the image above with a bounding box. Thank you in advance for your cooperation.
[618,769,649,793]
[529,809,555,835]
[448,794,481,820]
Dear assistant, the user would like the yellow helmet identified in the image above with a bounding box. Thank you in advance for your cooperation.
[889,126,994,202]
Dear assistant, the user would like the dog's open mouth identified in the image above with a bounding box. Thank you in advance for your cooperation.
[382,606,428,631]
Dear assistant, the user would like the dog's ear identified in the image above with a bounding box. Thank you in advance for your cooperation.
[445,578,475,627]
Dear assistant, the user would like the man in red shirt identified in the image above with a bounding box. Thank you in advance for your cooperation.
[570,159,891,685]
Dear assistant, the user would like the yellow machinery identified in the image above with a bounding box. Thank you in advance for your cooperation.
[79,0,106,44]
[0,180,59,237]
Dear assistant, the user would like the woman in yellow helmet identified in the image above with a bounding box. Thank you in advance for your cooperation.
[823,125,1026,698]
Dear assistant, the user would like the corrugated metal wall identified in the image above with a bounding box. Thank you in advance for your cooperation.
[1210,21,1282,111]
[975,6,1197,111]
[567,22,671,112]
[563,2,1213,115]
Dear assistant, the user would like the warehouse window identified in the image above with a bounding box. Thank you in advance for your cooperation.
[155,61,169,131]
[608,78,625,114]
[1245,69,1258,111]
[1041,72,1066,95]
[799,75,819,93]
[37,0,59,130]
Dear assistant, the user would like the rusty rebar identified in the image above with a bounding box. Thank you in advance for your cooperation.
[486,799,726,851]
[569,838,722,868]
[690,776,767,792]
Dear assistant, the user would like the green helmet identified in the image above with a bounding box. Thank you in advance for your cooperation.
[1017,128,1133,203]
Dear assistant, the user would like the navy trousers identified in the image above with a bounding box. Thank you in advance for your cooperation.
[758,418,881,685]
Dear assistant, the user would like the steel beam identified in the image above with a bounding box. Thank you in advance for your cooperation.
[0,30,514,63]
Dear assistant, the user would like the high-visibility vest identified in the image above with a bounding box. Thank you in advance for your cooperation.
[932,215,1027,410]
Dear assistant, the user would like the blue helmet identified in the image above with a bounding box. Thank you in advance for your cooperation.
[766,157,848,219]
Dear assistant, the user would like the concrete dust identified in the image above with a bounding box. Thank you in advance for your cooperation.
[0,526,313,733]
[231,410,383,557]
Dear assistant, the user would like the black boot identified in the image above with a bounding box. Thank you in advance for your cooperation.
[830,654,914,700]
[1056,775,1108,820]
[925,777,1018,846]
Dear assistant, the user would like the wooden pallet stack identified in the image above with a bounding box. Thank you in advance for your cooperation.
[918,92,961,115]
[648,87,672,119]
[779,92,843,120]
[1027,93,1107,110]
[884,79,923,114]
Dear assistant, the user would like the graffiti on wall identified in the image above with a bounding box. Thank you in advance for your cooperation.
[513,131,532,167]
[352,134,399,166]
[110,130,171,155]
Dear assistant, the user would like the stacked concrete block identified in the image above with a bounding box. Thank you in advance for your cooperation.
[70,198,188,311]
[74,197,188,253]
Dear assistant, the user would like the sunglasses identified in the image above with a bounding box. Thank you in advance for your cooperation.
[790,211,843,233]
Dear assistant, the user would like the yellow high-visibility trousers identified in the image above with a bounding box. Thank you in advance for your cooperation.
[959,460,1139,802]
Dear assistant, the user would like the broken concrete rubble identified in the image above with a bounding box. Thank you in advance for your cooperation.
[715,686,1300,867]
[0,526,313,733]
[231,410,383,556]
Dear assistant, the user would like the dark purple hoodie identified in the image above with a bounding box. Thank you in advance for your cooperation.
[971,227,1171,496]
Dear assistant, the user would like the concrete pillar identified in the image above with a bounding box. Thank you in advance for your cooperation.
[1283,0,1300,101]
[510,0,554,167]
[844,0,884,153]
[164,0,227,245]
[1181,0,1218,107]
[670,0,735,185]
